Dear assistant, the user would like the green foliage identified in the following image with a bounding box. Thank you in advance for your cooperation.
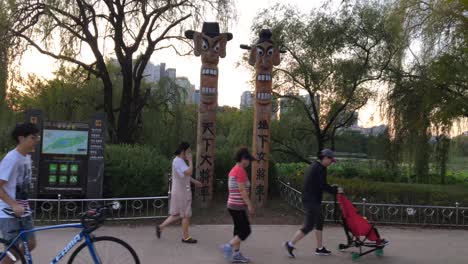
[277,162,468,205]
[385,0,468,183]
[0,0,12,106]
[334,131,368,154]
[104,144,170,197]
[251,1,400,154]
[330,178,468,205]
[451,135,468,157]
[214,107,254,191]
[0,105,18,153]
[8,67,103,122]
[270,102,318,163]
[213,107,281,195]
[138,77,197,157]
[10,0,235,143]
[1,0,465,202]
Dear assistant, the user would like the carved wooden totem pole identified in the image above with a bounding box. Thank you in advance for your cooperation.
[241,29,282,208]
[185,23,232,207]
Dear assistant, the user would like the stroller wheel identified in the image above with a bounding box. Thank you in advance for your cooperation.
[338,244,347,251]
[375,248,384,257]
[352,252,361,262]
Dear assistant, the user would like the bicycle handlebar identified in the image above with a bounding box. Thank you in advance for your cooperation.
[80,203,112,222]
[80,202,120,230]
[2,202,120,230]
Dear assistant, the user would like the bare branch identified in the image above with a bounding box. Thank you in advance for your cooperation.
[12,31,100,76]
[154,44,191,56]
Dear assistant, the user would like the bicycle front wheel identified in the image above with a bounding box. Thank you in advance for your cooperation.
[67,236,140,264]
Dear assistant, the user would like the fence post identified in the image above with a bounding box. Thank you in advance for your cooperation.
[57,194,61,224]
[362,198,367,218]
[167,173,172,216]
[455,202,460,225]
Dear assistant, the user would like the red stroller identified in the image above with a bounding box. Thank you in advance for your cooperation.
[336,193,388,261]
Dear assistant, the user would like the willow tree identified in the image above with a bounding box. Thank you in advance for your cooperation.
[9,0,234,143]
[0,0,11,107]
[385,0,467,183]
[0,0,16,154]
[251,1,400,157]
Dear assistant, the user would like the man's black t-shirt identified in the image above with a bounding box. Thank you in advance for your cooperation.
[302,161,336,205]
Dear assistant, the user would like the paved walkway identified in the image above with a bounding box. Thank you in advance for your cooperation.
[31,225,467,263]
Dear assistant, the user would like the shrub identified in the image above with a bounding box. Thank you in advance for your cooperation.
[104,144,170,197]
[329,178,468,205]
[276,162,308,187]
[276,162,468,206]
[214,147,234,191]
[0,110,16,154]
[0,152,6,160]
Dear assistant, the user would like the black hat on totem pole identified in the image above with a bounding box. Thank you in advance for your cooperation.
[256,29,273,44]
[202,22,220,37]
[201,22,233,40]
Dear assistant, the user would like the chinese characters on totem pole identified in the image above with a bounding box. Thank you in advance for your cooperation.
[241,29,283,208]
[185,22,233,207]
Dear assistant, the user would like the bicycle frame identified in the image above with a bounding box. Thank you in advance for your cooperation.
[0,222,102,264]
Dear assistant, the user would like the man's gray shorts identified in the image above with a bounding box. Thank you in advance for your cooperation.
[0,216,35,242]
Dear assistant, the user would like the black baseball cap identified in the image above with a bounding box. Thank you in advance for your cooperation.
[320,149,336,162]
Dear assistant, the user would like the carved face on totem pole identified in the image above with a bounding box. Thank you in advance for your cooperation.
[245,29,281,105]
[185,23,233,106]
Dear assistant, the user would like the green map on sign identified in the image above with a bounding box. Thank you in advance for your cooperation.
[42,130,88,155]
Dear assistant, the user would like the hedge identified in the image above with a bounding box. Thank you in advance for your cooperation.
[1,145,170,198]
[277,162,468,206]
[284,159,467,184]
[104,144,170,197]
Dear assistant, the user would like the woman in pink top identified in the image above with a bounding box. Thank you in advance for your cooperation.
[221,147,256,263]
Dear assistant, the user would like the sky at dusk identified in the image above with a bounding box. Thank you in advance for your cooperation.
[20,0,387,128]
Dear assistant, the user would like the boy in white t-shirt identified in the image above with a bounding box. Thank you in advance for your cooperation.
[0,123,40,263]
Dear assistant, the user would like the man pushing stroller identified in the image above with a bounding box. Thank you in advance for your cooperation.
[284,149,343,258]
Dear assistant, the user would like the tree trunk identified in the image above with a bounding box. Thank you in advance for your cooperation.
[316,133,325,158]
[173,89,182,148]
[116,59,135,144]
[330,129,337,151]
[439,136,450,184]
[414,132,430,183]
[0,44,7,106]
[99,76,117,143]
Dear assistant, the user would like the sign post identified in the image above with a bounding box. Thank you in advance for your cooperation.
[25,109,106,198]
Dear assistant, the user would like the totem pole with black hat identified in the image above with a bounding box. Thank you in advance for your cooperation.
[185,22,233,207]
[240,29,284,208]
[283,149,344,258]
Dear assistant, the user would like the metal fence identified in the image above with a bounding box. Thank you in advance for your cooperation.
[278,180,468,227]
[29,195,169,223]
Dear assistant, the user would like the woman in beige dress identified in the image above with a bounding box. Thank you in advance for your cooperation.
[156,142,202,243]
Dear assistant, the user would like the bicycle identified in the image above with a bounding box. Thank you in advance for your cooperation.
[0,202,140,263]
